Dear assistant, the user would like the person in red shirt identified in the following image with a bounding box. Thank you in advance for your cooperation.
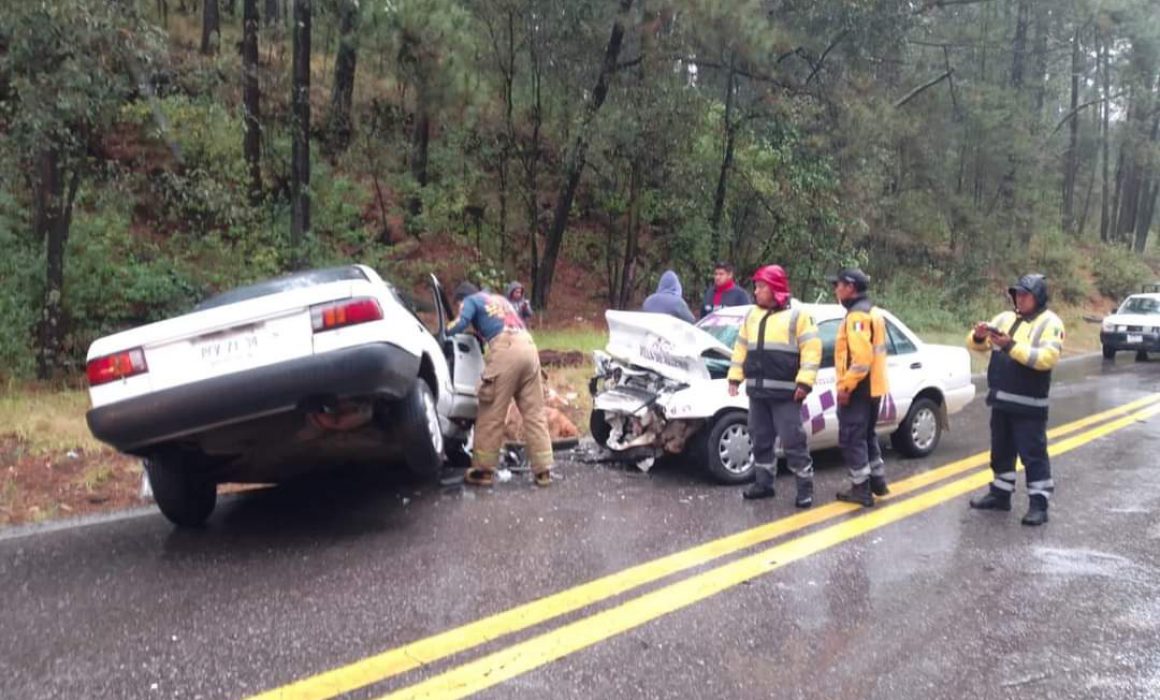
[700,262,752,318]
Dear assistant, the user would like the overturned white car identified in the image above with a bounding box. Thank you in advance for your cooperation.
[589,305,976,483]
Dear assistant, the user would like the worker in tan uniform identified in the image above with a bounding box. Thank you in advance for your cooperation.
[829,268,890,507]
[448,282,553,487]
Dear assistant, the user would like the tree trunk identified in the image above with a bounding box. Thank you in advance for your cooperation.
[157,0,168,27]
[1135,181,1158,253]
[1030,1,1048,117]
[326,0,359,154]
[291,0,311,261]
[1009,0,1028,90]
[33,149,81,380]
[709,61,737,263]
[1100,36,1111,242]
[407,89,431,219]
[201,0,220,54]
[264,0,278,26]
[226,0,237,15]
[523,10,543,296]
[533,0,633,311]
[617,159,642,310]
[243,0,261,203]
[1062,24,1080,234]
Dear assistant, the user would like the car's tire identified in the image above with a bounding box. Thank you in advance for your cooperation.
[1103,345,1116,360]
[589,410,612,448]
[701,411,755,484]
[143,455,217,528]
[891,397,942,458]
[397,378,444,478]
[1135,350,1149,362]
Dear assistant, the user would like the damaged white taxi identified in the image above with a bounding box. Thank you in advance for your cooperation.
[589,305,976,483]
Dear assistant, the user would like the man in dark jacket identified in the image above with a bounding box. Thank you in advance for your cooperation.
[642,270,696,323]
[966,274,1064,526]
[701,262,752,318]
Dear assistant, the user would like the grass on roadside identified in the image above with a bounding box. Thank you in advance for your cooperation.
[0,385,102,455]
[532,326,608,354]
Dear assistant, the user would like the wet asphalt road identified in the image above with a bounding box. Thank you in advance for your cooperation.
[2,355,1160,700]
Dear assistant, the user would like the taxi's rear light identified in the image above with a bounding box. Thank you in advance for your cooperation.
[86,348,148,386]
[311,298,383,332]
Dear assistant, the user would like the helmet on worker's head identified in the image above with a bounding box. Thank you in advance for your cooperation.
[1008,273,1049,309]
[825,267,871,293]
[752,264,791,307]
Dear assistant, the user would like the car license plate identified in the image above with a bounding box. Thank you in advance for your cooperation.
[196,328,266,366]
[1127,334,1143,344]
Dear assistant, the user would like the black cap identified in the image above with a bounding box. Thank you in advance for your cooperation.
[826,268,871,291]
[453,281,480,302]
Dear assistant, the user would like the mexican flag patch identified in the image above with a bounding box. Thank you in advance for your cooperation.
[852,320,866,332]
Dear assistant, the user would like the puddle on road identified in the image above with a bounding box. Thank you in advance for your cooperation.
[1033,546,1134,578]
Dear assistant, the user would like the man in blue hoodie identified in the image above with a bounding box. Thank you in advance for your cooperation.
[642,270,695,323]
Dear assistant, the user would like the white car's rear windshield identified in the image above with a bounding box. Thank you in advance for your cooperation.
[195,266,368,311]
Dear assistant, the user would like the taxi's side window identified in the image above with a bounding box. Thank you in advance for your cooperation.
[818,319,840,369]
[887,320,918,355]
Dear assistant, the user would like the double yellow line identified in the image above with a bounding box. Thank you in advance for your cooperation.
[251,393,1160,700]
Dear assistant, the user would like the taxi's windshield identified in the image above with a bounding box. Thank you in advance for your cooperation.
[696,315,742,349]
[1119,297,1160,315]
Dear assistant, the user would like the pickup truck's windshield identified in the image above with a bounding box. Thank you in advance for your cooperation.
[1119,297,1160,315]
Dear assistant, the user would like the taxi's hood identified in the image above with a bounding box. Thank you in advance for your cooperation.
[603,310,731,383]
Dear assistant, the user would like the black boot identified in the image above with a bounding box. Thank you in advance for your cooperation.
[794,477,813,509]
[836,480,874,507]
[969,488,1012,511]
[1021,495,1049,526]
[869,474,890,497]
[743,467,776,500]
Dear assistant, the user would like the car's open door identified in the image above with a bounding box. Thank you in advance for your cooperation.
[430,274,483,420]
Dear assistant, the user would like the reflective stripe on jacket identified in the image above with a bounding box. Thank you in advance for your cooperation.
[727,305,822,400]
[835,297,889,397]
[967,309,1064,416]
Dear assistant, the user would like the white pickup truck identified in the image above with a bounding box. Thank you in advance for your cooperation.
[589,304,976,483]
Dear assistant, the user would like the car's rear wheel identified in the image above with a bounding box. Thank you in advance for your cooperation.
[891,397,942,458]
[1136,350,1149,362]
[397,378,444,478]
[701,411,754,484]
[589,410,612,448]
[1103,345,1116,360]
[143,455,217,528]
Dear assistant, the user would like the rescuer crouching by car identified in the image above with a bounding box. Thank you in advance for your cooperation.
[727,265,822,507]
[448,282,554,487]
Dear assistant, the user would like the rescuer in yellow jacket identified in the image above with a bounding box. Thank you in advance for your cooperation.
[966,273,1064,526]
[829,268,890,507]
[728,265,822,506]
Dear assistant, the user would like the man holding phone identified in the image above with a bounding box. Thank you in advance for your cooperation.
[967,274,1065,526]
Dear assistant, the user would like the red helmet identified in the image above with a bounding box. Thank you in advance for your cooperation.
[752,265,791,306]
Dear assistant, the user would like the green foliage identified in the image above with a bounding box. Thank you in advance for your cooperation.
[1093,245,1154,301]
[0,191,41,379]
[1031,231,1093,306]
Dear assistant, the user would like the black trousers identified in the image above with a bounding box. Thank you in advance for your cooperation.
[837,393,883,484]
[748,396,813,478]
[989,408,1054,500]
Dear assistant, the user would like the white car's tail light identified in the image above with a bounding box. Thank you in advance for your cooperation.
[310,298,383,333]
[87,348,148,386]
